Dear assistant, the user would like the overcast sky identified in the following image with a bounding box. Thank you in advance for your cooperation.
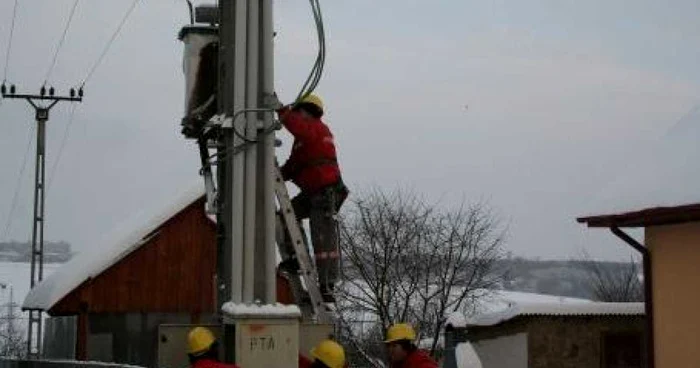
[0,0,698,260]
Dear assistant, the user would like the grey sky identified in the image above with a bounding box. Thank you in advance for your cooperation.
[0,0,698,260]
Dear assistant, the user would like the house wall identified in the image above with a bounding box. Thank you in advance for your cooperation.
[86,312,217,368]
[647,222,700,368]
[527,316,644,368]
[467,316,644,368]
[472,333,527,368]
[51,198,217,315]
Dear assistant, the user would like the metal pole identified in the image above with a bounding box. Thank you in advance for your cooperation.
[0,90,82,358]
[27,112,47,358]
[229,0,247,304]
[260,0,277,303]
[217,0,233,310]
[242,0,258,302]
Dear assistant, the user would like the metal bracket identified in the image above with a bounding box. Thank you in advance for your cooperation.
[262,92,283,110]
[206,113,231,129]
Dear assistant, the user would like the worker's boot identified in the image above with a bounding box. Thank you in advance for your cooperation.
[320,284,336,304]
[278,256,300,274]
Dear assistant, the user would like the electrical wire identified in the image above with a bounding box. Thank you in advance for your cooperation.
[43,0,80,85]
[81,0,140,86]
[227,0,327,146]
[2,0,20,82]
[2,124,35,241]
[295,0,326,103]
[46,103,78,195]
[199,0,327,170]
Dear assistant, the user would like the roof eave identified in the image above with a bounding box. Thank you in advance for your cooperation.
[577,203,700,228]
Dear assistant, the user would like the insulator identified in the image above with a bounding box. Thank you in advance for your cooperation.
[1,84,5,95]
[49,87,55,96]
[40,86,46,96]
[70,88,75,97]
[78,88,84,97]
[10,85,15,94]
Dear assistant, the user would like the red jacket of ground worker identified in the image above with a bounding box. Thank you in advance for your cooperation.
[192,358,239,368]
[393,350,439,368]
[299,354,313,368]
[279,107,341,194]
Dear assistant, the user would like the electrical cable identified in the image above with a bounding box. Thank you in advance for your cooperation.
[43,0,80,85]
[2,0,20,82]
[46,102,78,194]
[81,0,140,86]
[2,124,35,241]
[295,0,326,103]
[202,0,327,172]
[186,0,194,24]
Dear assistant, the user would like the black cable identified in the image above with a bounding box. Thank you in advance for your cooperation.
[2,125,34,241]
[82,0,140,86]
[44,0,80,85]
[186,0,194,24]
[46,103,78,194]
[2,0,20,82]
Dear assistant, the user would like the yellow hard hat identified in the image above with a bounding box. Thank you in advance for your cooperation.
[385,323,416,343]
[188,327,216,355]
[310,339,345,368]
[299,93,324,114]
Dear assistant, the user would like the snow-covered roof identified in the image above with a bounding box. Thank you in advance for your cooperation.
[446,290,592,328]
[23,182,206,311]
[467,302,645,327]
[582,106,700,218]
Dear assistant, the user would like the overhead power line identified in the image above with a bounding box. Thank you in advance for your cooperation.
[82,0,140,86]
[46,103,79,194]
[44,0,81,85]
[2,0,20,82]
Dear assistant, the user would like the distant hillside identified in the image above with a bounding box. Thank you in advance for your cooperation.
[0,241,72,263]
[494,257,640,300]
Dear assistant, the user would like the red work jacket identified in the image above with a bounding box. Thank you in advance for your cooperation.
[192,358,239,368]
[392,350,439,368]
[279,108,341,194]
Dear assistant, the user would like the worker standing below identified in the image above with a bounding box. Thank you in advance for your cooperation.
[276,93,349,303]
[187,327,239,368]
[299,339,346,368]
[384,324,439,368]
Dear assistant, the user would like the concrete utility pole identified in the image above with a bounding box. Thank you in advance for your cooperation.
[0,84,83,358]
[217,0,276,307]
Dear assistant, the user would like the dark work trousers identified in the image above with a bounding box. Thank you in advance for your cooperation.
[280,182,348,293]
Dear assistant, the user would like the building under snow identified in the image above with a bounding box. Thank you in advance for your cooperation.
[22,184,295,367]
[447,301,645,368]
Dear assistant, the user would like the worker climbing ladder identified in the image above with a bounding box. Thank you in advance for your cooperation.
[273,160,332,324]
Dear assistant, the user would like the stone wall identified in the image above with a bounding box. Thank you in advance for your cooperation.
[465,315,645,368]
[527,316,644,368]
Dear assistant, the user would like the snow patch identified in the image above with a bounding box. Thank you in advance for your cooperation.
[23,181,205,311]
[456,342,482,368]
[33,359,146,368]
[221,302,301,318]
[446,312,468,328]
[467,302,644,327]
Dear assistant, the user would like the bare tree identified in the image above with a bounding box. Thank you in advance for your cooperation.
[335,188,505,366]
[0,302,26,358]
[580,252,643,302]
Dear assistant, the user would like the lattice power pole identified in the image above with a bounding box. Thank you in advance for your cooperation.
[0,83,83,358]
